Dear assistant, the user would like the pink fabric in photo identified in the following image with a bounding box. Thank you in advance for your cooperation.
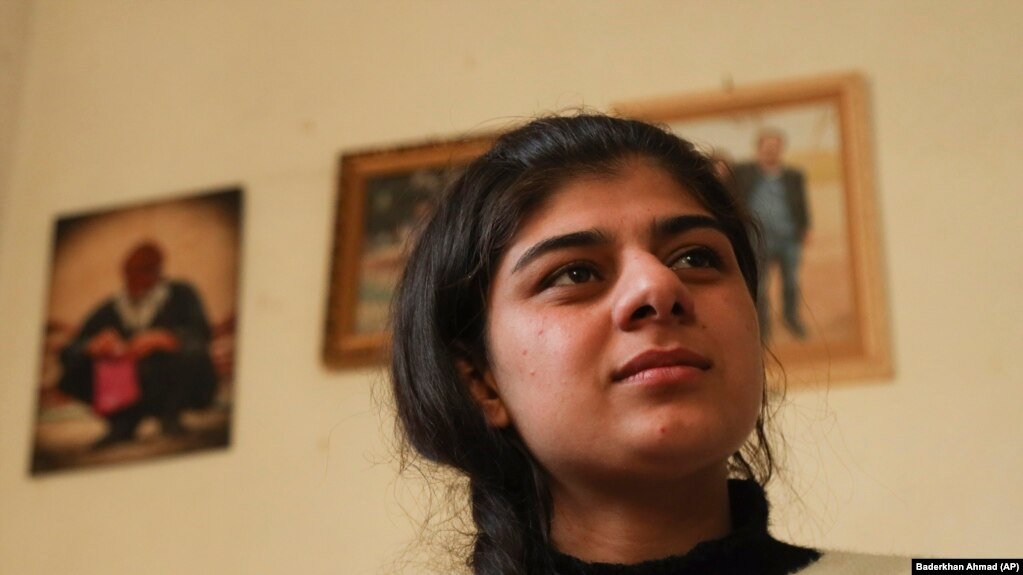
[92,357,141,415]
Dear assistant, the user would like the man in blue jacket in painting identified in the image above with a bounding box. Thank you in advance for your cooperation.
[733,128,811,341]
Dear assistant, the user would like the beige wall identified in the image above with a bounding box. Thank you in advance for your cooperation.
[0,0,31,262]
[2,1,1021,573]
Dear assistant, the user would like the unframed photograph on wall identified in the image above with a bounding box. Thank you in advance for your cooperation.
[31,187,243,475]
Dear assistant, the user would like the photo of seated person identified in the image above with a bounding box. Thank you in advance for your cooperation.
[57,241,218,449]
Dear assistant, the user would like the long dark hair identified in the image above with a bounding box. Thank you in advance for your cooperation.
[390,114,770,575]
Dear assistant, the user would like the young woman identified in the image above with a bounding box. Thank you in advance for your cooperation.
[390,115,904,574]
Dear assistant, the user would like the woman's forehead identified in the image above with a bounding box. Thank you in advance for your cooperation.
[509,163,710,243]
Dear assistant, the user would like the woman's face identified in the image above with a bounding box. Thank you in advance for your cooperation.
[478,160,763,488]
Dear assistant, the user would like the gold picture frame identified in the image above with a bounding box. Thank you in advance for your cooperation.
[615,73,891,384]
[324,137,493,367]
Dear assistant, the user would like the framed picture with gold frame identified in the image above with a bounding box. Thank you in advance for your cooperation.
[615,73,891,384]
[325,137,493,367]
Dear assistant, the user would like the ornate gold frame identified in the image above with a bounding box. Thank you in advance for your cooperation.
[324,137,493,367]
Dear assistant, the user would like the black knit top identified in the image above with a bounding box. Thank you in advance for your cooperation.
[550,480,820,575]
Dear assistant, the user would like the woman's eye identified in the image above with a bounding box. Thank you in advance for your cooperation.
[548,265,597,287]
[669,247,722,270]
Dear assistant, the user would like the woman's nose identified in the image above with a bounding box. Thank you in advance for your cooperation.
[612,254,694,330]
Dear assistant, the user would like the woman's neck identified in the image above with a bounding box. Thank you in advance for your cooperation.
[548,464,731,565]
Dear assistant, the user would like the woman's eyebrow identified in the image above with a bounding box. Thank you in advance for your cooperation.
[654,214,726,238]
[511,229,611,273]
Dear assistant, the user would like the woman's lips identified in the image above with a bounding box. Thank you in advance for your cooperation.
[612,347,712,384]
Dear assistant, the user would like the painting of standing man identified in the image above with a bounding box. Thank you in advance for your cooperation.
[734,128,810,341]
[615,74,891,383]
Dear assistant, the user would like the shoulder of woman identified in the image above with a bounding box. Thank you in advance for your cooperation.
[798,550,911,574]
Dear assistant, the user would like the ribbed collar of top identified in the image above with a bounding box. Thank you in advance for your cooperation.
[550,479,820,575]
